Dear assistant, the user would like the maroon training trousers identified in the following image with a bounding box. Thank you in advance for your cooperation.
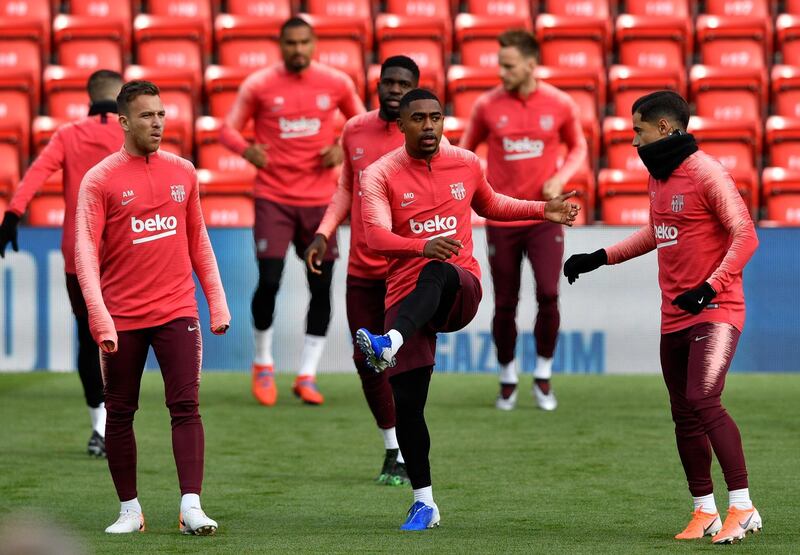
[101,317,204,501]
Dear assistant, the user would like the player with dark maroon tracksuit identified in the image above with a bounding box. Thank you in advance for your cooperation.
[76,81,230,535]
[564,91,761,544]
[356,89,580,531]
[460,30,587,411]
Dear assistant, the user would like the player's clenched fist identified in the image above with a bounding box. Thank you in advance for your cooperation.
[563,249,608,284]
[544,191,581,226]
[304,233,328,275]
[243,143,268,168]
[423,237,462,260]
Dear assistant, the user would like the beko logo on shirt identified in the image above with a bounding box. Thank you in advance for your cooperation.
[409,215,457,238]
[279,117,321,139]
[654,223,678,248]
[502,137,544,161]
[131,215,178,245]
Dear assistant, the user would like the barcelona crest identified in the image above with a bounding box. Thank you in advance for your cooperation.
[450,182,466,201]
[671,194,684,213]
[171,184,186,203]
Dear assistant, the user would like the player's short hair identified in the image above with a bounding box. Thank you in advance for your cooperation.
[117,80,160,115]
[498,29,539,59]
[381,56,420,83]
[399,89,441,113]
[87,69,122,102]
[280,16,313,38]
[632,90,691,129]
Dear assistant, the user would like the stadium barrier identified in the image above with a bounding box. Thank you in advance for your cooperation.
[1,226,798,373]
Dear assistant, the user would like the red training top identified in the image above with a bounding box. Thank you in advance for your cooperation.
[8,114,123,273]
[605,151,758,333]
[220,62,366,207]
[460,82,586,226]
[75,148,231,346]
[361,143,548,309]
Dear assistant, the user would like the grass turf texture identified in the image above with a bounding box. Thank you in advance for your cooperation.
[0,373,797,554]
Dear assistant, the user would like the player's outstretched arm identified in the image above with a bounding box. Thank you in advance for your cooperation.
[75,172,117,352]
[544,191,581,226]
[542,99,587,200]
[186,174,231,335]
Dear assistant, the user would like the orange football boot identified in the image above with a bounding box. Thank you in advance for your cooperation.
[712,506,762,544]
[252,363,277,406]
[674,508,721,539]
[293,375,324,405]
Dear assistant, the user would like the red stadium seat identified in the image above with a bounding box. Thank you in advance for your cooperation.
[375,15,448,100]
[195,116,257,174]
[43,66,94,121]
[543,0,609,17]
[777,14,800,67]
[535,15,610,70]
[0,17,44,111]
[597,169,651,225]
[200,194,255,227]
[226,0,292,18]
[772,65,800,118]
[766,116,800,171]
[133,15,207,85]
[608,65,687,117]
[0,0,50,54]
[558,146,595,225]
[615,15,691,70]
[688,116,759,172]
[790,0,800,14]
[761,168,800,225]
[689,65,766,123]
[386,0,450,21]
[299,14,370,96]
[204,65,250,118]
[465,0,530,17]
[197,168,253,195]
[0,123,22,184]
[695,15,771,68]
[0,71,34,164]
[366,63,442,110]
[146,0,211,19]
[729,167,759,215]
[28,194,66,226]
[704,0,769,16]
[307,0,371,21]
[454,14,532,68]
[214,15,282,69]
[32,115,63,153]
[446,65,498,118]
[69,0,132,38]
[124,65,197,156]
[602,117,646,171]
[52,15,127,71]
[624,0,689,17]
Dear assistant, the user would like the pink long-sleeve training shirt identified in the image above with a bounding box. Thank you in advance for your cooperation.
[605,150,758,334]
[360,143,548,309]
[8,114,124,273]
[460,82,587,227]
[220,62,366,207]
[75,147,231,346]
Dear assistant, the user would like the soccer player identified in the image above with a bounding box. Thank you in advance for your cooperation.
[220,17,365,406]
[460,29,587,411]
[75,80,231,535]
[355,89,580,530]
[304,56,420,486]
[0,69,124,457]
[563,91,761,544]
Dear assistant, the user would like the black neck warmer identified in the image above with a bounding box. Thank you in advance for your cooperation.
[88,100,119,122]
[637,132,698,181]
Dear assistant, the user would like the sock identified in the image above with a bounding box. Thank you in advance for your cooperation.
[532,356,553,380]
[498,360,518,385]
[89,403,106,436]
[254,328,274,366]
[396,449,405,464]
[413,486,435,507]
[692,493,718,514]
[381,427,399,450]
[181,493,201,514]
[120,498,142,514]
[298,334,326,377]
[387,329,404,360]
[729,488,752,510]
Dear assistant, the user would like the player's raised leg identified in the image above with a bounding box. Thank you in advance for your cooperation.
[102,329,149,533]
[152,317,217,536]
[527,222,564,411]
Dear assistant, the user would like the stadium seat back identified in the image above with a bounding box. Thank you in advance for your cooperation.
[28,195,66,226]
[307,0,370,18]
[701,40,764,69]
[609,66,686,117]
[544,0,609,17]
[214,15,282,69]
[137,40,202,77]
[777,15,800,66]
[697,141,754,172]
[465,0,530,16]
[624,0,689,16]
[536,16,608,70]
[455,14,532,68]
[598,169,650,225]
[762,168,800,224]
[386,0,450,19]
[314,39,366,98]
[0,143,20,184]
[696,15,770,67]
[695,90,760,122]
[0,88,31,162]
[147,0,212,19]
[789,0,800,14]
[766,116,800,170]
[201,195,255,227]
[704,0,769,17]
[539,39,604,69]
[0,34,42,110]
[227,0,292,17]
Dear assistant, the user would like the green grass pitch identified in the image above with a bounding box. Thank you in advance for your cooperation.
[0,372,798,554]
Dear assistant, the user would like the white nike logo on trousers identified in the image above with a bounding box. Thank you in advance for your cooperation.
[188,325,199,332]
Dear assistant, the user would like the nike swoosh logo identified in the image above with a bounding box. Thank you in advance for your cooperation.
[122,198,136,205]
[697,297,704,304]
[400,200,415,207]
[188,325,199,332]
[703,520,718,535]
[740,514,753,529]
[695,335,710,342]
[352,154,364,160]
